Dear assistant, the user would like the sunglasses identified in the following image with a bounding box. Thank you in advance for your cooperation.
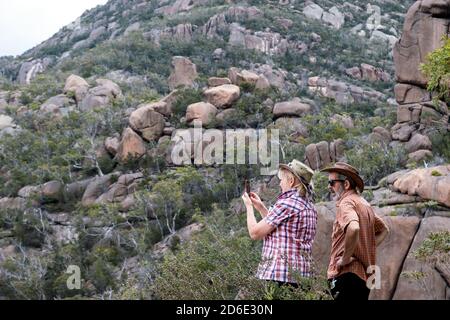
[328,179,344,186]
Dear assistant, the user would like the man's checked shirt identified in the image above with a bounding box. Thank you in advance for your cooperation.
[256,188,317,283]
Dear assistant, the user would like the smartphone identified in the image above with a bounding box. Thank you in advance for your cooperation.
[244,179,250,194]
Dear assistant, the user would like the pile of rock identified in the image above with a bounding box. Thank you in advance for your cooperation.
[305,139,345,170]
[168,56,198,90]
[17,58,52,85]
[345,63,391,82]
[303,3,345,29]
[308,76,386,104]
[390,0,450,162]
[349,4,398,48]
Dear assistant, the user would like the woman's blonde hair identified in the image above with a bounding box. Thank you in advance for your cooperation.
[278,168,307,197]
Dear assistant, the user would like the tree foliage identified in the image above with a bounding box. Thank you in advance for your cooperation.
[420,36,450,102]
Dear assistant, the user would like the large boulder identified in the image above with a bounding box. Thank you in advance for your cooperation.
[303,3,324,21]
[94,172,144,205]
[235,70,260,86]
[160,90,181,115]
[116,128,147,163]
[129,106,165,142]
[18,59,50,85]
[64,74,89,103]
[322,6,345,29]
[370,188,423,207]
[272,98,311,118]
[255,65,286,90]
[360,63,391,82]
[390,165,450,208]
[185,102,218,126]
[93,79,122,98]
[168,56,198,90]
[369,126,392,145]
[393,216,450,300]
[226,6,264,21]
[202,14,228,38]
[316,141,332,167]
[394,84,431,104]
[305,139,345,170]
[405,133,432,153]
[81,173,121,207]
[203,84,240,108]
[41,181,64,202]
[65,178,95,202]
[40,94,72,114]
[308,76,385,104]
[255,75,271,91]
[312,203,335,274]
[105,136,120,156]
[156,0,200,15]
[207,77,231,87]
[391,123,417,142]
[16,180,64,203]
[80,79,122,111]
[393,0,450,87]
[408,149,433,162]
[370,215,421,300]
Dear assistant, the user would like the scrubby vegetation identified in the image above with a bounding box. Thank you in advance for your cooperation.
[0,0,447,301]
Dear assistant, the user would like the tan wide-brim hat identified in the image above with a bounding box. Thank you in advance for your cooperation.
[320,162,364,192]
[279,159,314,187]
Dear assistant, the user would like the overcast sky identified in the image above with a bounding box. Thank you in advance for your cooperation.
[0,0,109,57]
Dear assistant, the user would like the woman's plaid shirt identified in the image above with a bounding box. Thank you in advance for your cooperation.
[256,189,317,283]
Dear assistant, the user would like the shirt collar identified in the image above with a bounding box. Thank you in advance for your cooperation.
[336,189,357,207]
[277,188,298,200]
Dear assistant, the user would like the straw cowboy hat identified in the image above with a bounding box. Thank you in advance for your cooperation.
[279,159,314,188]
[320,162,364,192]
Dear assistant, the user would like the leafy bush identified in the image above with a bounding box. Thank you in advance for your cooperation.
[429,126,450,163]
[414,231,450,266]
[420,36,450,102]
[344,140,406,186]
[153,208,330,300]
[0,108,123,197]
[0,252,49,299]
[20,74,63,104]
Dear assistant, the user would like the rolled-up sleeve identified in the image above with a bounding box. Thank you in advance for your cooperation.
[264,201,291,227]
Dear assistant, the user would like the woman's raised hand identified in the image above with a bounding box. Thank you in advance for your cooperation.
[241,192,253,208]
[249,192,263,210]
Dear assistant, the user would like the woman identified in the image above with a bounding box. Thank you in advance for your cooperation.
[242,160,317,286]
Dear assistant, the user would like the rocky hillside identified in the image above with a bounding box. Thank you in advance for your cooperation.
[0,0,448,300]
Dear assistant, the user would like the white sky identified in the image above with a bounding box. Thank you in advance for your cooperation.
[0,0,109,57]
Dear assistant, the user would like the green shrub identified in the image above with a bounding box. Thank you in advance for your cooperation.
[88,258,116,292]
[344,140,405,186]
[13,210,49,248]
[153,207,330,300]
[311,171,330,203]
[414,231,450,264]
[429,127,450,162]
[420,36,450,102]
[0,252,49,299]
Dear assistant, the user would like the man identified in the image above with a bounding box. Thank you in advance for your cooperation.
[241,160,317,286]
[321,162,389,300]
